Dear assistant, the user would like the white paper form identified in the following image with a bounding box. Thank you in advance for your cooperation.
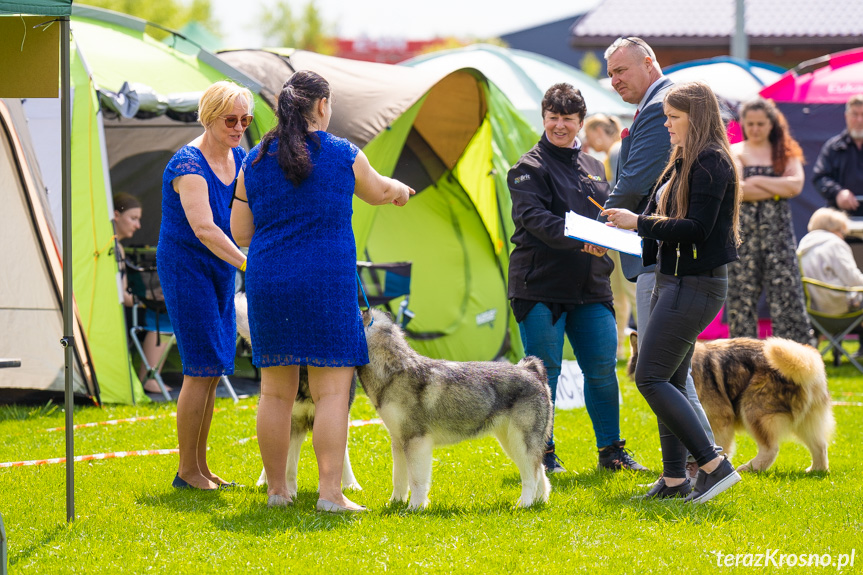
[564,211,643,257]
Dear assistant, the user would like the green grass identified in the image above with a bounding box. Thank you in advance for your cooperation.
[2,345,863,574]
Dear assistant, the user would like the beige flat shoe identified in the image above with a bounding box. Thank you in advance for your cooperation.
[316,498,367,513]
[267,494,293,508]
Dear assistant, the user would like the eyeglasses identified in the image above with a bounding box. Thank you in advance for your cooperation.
[219,114,254,129]
[616,37,652,58]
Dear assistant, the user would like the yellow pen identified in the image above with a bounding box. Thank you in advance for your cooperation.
[587,195,606,213]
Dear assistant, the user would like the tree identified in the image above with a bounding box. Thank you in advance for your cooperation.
[81,0,219,39]
[260,0,335,54]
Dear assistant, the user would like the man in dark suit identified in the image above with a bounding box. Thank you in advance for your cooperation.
[601,37,716,474]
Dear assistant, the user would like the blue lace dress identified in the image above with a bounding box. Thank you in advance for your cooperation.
[156,145,245,376]
[242,132,369,367]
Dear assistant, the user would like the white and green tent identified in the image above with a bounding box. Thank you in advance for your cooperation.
[220,49,539,361]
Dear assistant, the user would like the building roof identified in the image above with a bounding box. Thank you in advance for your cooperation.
[571,0,863,46]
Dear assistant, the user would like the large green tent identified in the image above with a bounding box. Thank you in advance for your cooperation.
[219,49,539,361]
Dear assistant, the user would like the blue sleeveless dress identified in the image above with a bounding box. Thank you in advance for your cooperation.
[157,145,245,376]
[242,132,369,368]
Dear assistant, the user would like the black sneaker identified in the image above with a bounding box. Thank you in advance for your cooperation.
[684,456,741,504]
[634,477,692,500]
[598,440,649,472]
[543,448,566,474]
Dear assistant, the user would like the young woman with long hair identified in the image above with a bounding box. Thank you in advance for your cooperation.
[604,82,743,503]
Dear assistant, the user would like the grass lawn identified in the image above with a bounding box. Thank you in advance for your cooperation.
[2,344,862,573]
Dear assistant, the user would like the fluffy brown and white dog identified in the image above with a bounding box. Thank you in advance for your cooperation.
[358,308,553,509]
[235,293,362,496]
[629,333,834,472]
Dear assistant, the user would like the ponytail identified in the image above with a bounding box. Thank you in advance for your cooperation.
[253,71,330,185]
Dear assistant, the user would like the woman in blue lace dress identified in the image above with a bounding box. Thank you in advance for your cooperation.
[158,81,251,490]
[231,70,414,512]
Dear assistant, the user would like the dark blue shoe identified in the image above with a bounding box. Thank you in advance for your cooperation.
[172,473,192,489]
[543,448,567,474]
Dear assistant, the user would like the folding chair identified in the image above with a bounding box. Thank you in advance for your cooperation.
[126,251,239,402]
[356,261,413,327]
[801,276,863,373]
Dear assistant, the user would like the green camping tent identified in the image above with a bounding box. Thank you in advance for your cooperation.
[12,6,274,404]
[219,49,539,361]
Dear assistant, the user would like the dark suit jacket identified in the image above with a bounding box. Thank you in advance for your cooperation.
[604,76,674,280]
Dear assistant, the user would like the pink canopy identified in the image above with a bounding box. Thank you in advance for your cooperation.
[760,47,863,104]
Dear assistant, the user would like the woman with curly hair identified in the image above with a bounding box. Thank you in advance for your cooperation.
[727,97,814,345]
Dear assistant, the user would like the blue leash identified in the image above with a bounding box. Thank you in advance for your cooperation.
[356,270,374,327]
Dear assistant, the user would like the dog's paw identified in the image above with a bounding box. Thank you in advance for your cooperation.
[390,491,410,503]
[343,481,363,492]
[407,498,429,511]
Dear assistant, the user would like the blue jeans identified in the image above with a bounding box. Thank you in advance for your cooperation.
[518,302,620,449]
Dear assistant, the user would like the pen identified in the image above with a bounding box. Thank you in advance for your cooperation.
[587,196,606,213]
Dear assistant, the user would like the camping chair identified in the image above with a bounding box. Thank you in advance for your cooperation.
[801,276,863,373]
[126,251,238,403]
[356,261,413,327]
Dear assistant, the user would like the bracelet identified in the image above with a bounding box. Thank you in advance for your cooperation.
[239,259,247,272]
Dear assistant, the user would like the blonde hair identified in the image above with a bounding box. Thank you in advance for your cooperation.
[808,207,849,234]
[583,114,624,142]
[198,81,254,129]
[656,81,741,245]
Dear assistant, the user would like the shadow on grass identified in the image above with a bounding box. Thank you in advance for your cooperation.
[537,467,656,491]
[8,525,66,568]
[379,499,526,517]
[214,489,366,534]
[745,468,832,481]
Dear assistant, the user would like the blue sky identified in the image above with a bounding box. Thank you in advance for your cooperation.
[211,0,600,48]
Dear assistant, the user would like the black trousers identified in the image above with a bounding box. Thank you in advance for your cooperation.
[635,268,727,478]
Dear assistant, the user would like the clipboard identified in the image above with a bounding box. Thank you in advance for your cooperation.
[564,211,643,257]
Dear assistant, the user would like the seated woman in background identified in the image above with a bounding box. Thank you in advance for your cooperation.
[797,207,863,315]
[113,192,172,394]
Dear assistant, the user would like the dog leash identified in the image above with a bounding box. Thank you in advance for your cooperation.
[356,270,374,327]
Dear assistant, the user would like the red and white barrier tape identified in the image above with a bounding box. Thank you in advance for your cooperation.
[0,449,179,468]
[833,401,863,407]
[46,413,177,432]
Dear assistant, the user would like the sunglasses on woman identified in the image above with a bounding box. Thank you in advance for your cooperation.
[219,114,254,129]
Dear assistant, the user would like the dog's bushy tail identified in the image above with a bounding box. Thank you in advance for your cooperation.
[517,356,547,385]
[234,292,251,344]
[763,338,825,389]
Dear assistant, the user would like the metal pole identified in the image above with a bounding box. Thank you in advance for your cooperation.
[731,0,748,60]
[1,510,7,575]
[60,14,75,524]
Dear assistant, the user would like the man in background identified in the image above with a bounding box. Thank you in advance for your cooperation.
[813,94,863,214]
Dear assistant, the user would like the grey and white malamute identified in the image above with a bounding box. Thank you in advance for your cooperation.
[358,308,553,509]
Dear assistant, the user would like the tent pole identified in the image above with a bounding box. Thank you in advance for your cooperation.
[60,14,75,524]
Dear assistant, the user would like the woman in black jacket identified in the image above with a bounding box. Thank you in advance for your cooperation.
[605,82,743,503]
[508,83,647,475]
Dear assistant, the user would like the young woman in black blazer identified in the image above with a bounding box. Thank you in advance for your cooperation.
[605,81,743,503]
